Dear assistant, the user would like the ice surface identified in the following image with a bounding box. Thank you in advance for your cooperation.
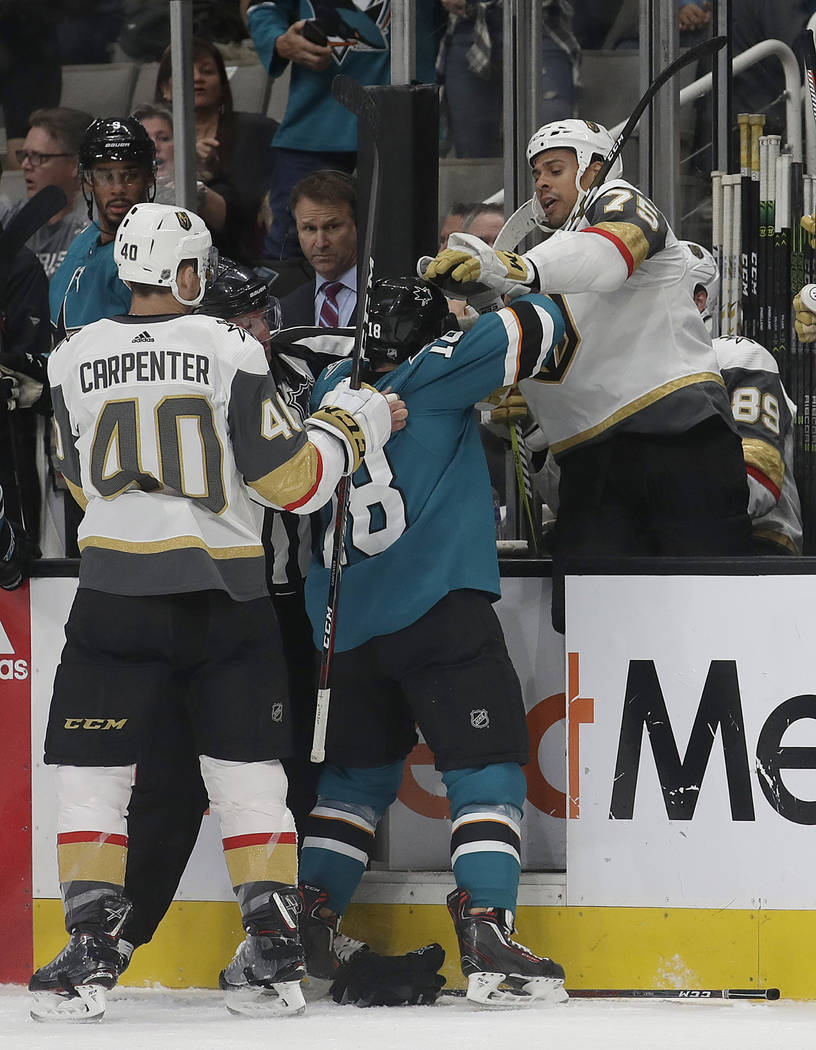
[1,985,815,1050]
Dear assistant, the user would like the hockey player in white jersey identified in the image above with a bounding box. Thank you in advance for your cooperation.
[427,118,752,629]
[682,241,802,554]
[30,203,403,1023]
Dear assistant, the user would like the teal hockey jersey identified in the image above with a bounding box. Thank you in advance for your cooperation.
[305,293,564,652]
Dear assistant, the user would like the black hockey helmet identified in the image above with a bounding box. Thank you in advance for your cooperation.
[198,257,281,352]
[79,117,156,178]
[366,276,451,367]
[200,257,269,318]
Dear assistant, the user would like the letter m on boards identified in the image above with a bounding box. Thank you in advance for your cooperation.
[609,660,755,821]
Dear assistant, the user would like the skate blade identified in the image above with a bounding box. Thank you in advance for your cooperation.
[466,971,568,1008]
[30,985,107,1023]
[224,979,306,1018]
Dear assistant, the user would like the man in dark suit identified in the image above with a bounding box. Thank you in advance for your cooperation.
[280,170,358,328]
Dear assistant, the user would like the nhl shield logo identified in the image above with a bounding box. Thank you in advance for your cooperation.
[176,211,192,230]
[270,702,283,723]
[470,708,490,729]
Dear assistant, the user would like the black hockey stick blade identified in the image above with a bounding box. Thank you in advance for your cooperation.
[331,74,380,139]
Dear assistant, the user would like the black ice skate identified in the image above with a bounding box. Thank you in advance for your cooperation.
[29,895,132,1023]
[298,883,369,999]
[219,885,307,1017]
[447,888,567,1007]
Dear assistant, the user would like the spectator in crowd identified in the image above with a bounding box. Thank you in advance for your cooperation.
[1,108,92,280]
[154,36,278,261]
[49,117,156,343]
[464,202,505,246]
[130,102,231,239]
[241,0,390,260]
[436,0,580,158]
[438,200,478,251]
[278,171,358,328]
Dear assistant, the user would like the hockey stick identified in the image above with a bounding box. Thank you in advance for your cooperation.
[564,987,780,1000]
[311,75,381,764]
[442,986,780,1000]
[495,37,729,251]
[569,35,727,228]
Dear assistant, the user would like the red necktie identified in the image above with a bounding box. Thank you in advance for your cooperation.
[318,281,343,328]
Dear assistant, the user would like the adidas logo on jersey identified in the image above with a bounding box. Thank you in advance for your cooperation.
[132,331,155,343]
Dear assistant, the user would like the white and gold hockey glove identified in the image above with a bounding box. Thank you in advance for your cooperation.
[794,286,816,343]
[306,377,394,473]
[424,233,534,297]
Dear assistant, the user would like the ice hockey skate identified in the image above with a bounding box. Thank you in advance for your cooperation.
[298,882,369,998]
[219,885,307,1017]
[447,888,567,1007]
[28,895,131,1022]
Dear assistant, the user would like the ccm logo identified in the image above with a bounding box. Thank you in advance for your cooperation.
[64,718,128,730]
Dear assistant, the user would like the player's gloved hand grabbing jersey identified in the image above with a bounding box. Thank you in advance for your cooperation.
[306,377,399,474]
[794,285,816,343]
[425,233,535,296]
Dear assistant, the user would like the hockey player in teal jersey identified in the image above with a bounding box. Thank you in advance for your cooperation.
[299,276,568,1008]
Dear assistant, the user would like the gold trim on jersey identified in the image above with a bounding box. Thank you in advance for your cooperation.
[77,535,264,558]
[65,478,88,510]
[248,442,321,507]
[742,438,784,490]
[549,372,726,455]
[592,221,651,271]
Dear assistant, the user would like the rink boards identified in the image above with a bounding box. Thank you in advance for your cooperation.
[3,562,816,998]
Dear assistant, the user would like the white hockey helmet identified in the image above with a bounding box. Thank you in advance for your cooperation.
[526,119,623,232]
[114,202,218,307]
[680,240,720,319]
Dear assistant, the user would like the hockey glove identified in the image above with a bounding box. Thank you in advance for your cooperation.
[794,288,816,343]
[425,233,534,297]
[487,386,530,426]
[307,378,395,473]
[330,943,446,1007]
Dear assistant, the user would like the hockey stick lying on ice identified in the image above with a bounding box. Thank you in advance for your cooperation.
[443,986,780,1000]
[311,74,381,764]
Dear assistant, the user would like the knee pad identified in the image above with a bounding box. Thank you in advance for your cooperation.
[443,762,527,822]
[199,755,294,839]
[56,764,134,837]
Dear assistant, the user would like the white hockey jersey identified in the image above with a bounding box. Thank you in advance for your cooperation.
[713,335,803,554]
[49,312,339,600]
[518,178,733,456]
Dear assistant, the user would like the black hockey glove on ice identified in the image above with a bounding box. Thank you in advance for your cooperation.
[330,943,446,1007]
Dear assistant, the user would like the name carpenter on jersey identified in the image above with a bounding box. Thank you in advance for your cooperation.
[79,350,211,392]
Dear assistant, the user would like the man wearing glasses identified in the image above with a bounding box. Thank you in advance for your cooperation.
[49,117,157,343]
[1,108,92,280]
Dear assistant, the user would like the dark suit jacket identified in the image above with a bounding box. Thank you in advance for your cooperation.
[280,278,358,328]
